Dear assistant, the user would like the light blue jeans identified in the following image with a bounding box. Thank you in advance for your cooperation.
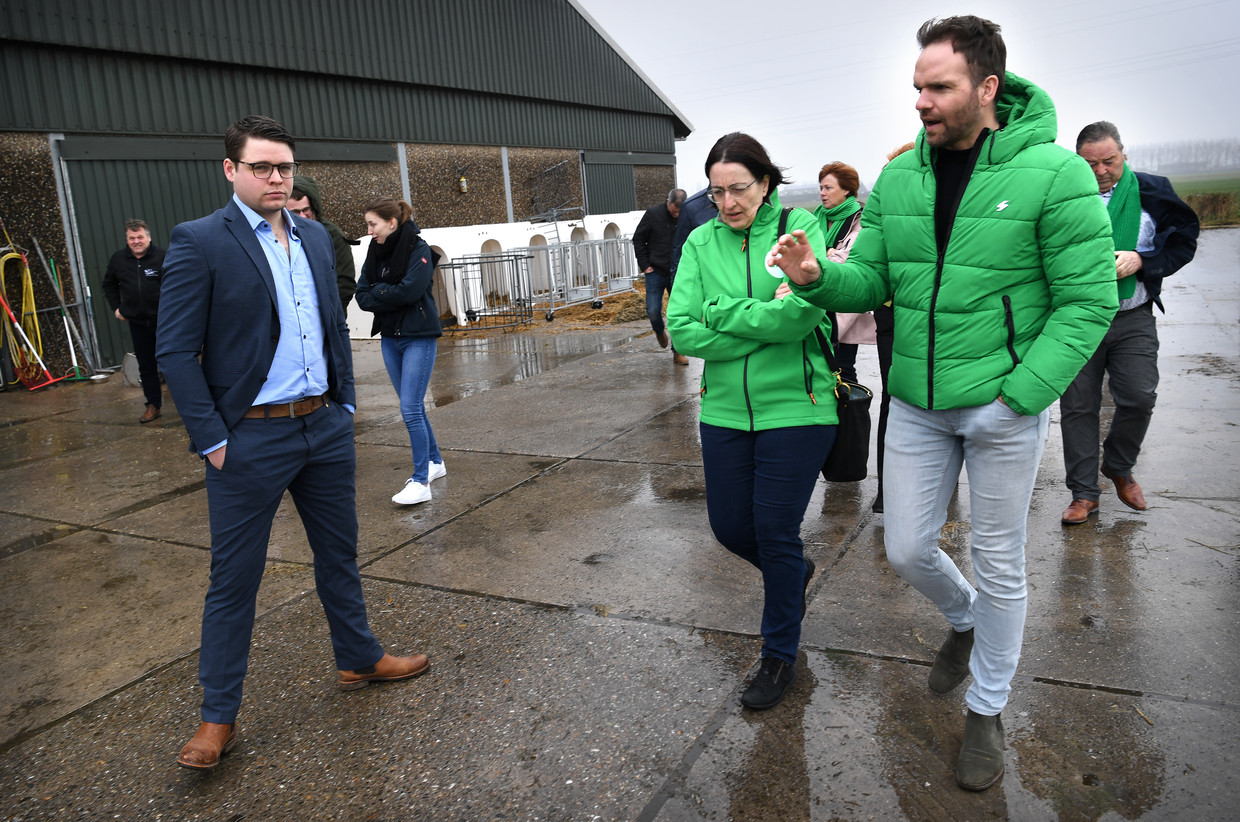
[883,396,1049,715]
[381,335,443,484]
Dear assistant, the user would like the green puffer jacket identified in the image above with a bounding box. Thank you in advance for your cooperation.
[668,192,838,431]
[782,73,1118,415]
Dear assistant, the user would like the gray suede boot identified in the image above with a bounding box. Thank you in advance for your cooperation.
[956,710,1005,791]
[929,627,974,693]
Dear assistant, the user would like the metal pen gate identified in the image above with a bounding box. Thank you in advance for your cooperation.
[515,238,638,321]
[438,251,536,330]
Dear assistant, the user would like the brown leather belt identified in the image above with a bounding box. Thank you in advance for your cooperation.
[243,393,328,419]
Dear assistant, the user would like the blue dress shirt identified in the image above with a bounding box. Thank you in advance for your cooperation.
[201,197,339,456]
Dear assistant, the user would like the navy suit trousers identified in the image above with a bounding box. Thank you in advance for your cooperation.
[1060,303,1159,500]
[199,400,383,723]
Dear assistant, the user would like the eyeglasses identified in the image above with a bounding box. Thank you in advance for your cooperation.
[235,160,300,179]
[706,178,759,204]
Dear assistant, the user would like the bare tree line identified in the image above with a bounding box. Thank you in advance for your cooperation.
[1128,139,1240,176]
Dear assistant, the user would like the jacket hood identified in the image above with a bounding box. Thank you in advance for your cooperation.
[992,72,1057,159]
[292,174,325,217]
[915,71,1058,167]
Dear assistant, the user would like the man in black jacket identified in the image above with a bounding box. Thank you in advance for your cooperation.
[289,176,358,312]
[102,219,166,422]
[670,186,715,276]
[633,188,687,364]
[1060,121,1200,524]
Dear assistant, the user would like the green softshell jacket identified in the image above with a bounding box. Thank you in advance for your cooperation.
[780,73,1118,416]
[668,192,839,431]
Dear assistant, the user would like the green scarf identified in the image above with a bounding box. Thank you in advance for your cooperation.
[818,196,862,249]
[1106,163,1140,301]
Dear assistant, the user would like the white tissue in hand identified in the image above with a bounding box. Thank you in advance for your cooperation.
[765,251,784,278]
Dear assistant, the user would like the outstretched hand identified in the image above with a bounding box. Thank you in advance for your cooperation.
[766,230,822,286]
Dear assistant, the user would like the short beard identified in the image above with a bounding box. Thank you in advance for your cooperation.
[927,92,984,150]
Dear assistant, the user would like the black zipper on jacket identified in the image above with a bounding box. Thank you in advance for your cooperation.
[1002,295,1018,366]
[136,257,151,318]
[135,254,161,321]
[928,246,946,409]
[744,227,753,298]
[802,340,817,404]
[742,226,755,430]
[927,131,988,409]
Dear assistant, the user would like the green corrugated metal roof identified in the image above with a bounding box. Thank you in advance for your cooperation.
[0,0,691,140]
[3,43,678,152]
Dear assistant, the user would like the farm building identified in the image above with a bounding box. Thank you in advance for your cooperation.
[0,0,691,376]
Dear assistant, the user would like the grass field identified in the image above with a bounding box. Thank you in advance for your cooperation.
[1168,172,1240,196]
[1171,174,1240,225]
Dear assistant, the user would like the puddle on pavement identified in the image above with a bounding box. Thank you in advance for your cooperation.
[429,330,641,406]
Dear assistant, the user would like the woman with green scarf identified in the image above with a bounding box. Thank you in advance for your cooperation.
[813,162,873,383]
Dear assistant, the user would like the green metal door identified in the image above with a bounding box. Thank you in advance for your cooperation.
[62,145,229,368]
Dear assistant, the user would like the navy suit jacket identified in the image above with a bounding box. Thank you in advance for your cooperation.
[1134,172,1199,312]
[157,198,356,454]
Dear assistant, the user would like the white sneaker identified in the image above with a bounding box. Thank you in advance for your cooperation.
[428,460,447,482]
[392,479,432,505]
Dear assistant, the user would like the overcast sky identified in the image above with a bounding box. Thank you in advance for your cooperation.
[573,0,1240,191]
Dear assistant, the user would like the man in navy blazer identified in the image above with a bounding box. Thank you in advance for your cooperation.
[1059,121,1199,525]
[157,115,429,770]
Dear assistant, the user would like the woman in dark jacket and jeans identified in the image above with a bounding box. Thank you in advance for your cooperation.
[355,197,445,506]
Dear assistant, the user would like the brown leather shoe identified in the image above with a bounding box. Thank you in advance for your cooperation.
[139,405,161,423]
[338,652,429,691]
[673,353,689,365]
[1061,498,1099,524]
[1102,465,1147,510]
[656,330,670,348]
[176,721,236,769]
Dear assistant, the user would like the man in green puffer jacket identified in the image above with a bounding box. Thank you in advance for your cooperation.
[767,16,1117,792]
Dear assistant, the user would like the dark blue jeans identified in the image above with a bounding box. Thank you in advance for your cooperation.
[645,271,673,346]
[699,423,835,664]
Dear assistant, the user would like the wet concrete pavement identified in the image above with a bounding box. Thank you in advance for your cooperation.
[1,228,1237,821]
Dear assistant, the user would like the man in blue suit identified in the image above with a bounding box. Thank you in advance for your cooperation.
[158,115,429,770]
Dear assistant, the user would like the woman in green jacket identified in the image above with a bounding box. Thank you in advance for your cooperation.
[667,133,837,710]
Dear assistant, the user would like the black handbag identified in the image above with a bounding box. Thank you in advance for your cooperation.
[775,207,873,482]
[814,327,873,481]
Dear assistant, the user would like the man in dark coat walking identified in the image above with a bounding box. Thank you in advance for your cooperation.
[633,188,687,364]
[1060,121,1200,524]
[102,218,166,422]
